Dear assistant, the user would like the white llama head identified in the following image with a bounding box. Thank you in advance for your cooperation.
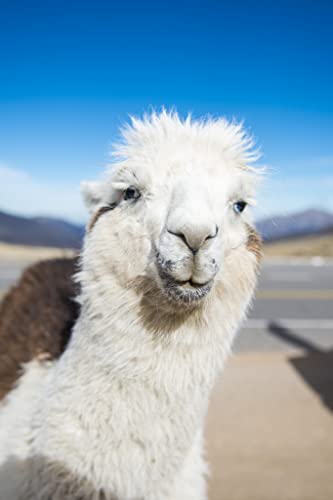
[80,111,261,310]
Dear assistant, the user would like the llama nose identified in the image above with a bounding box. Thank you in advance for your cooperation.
[168,224,218,254]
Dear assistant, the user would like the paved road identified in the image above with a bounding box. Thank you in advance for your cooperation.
[0,260,31,293]
[1,258,332,353]
[207,351,333,500]
[236,260,333,353]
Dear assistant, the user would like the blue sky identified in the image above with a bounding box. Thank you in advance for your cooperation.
[0,0,332,223]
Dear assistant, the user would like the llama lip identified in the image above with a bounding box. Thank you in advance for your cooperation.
[156,266,213,304]
[174,278,211,288]
[162,275,213,304]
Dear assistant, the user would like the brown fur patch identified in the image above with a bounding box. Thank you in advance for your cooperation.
[0,258,80,401]
[87,206,115,232]
[246,224,263,264]
[132,275,200,337]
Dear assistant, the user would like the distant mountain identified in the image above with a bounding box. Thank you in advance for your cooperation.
[257,209,333,241]
[0,211,84,249]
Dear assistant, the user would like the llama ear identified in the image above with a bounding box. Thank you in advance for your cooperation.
[80,181,103,213]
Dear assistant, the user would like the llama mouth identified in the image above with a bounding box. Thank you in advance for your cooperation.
[155,251,214,304]
[157,268,213,304]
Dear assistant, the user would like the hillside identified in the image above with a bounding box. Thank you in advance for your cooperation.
[0,211,84,249]
[257,208,333,241]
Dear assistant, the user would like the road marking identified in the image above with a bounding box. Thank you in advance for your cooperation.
[265,271,312,282]
[263,258,333,266]
[245,319,333,329]
[257,289,333,300]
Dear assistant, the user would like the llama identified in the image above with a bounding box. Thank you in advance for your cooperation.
[0,111,262,499]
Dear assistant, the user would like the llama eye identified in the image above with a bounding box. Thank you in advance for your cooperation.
[124,186,141,201]
[233,200,247,214]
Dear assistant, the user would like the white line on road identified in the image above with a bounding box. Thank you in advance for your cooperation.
[265,271,312,282]
[245,319,333,330]
[263,258,333,266]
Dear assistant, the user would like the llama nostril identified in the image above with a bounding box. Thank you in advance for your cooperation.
[168,229,188,246]
[206,225,219,240]
[167,229,195,253]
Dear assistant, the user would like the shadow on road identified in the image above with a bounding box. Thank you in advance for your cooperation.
[268,322,333,413]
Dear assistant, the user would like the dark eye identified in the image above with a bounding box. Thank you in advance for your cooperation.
[233,200,247,214]
[124,186,141,201]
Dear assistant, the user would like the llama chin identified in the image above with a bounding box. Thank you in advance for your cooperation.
[0,110,262,500]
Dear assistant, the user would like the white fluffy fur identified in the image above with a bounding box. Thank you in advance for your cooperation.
[0,111,261,499]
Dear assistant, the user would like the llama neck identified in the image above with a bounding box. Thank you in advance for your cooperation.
[31,281,227,500]
[58,277,233,394]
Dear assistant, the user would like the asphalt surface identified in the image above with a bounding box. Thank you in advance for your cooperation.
[207,352,333,500]
[236,260,333,353]
[0,258,332,353]
[0,260,31,293]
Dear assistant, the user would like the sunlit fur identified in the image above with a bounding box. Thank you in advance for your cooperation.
[0,110,262,499]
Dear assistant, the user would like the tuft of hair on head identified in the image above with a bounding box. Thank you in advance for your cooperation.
[110,108,263,174]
